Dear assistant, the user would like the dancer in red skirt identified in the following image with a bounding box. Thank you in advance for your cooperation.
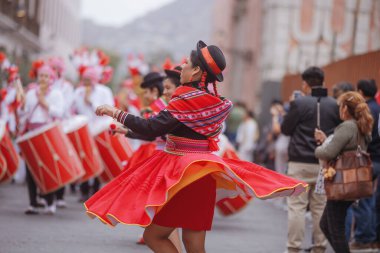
[86,41,308,253]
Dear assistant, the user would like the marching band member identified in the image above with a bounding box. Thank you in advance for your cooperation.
[73,67,114,201]
[19,64,64,215]
[50,57,75,119]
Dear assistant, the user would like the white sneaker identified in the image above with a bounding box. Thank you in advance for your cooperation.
[43,205,56,215]
[56,200,67,208]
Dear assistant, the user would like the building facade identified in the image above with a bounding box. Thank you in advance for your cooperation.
[0,0,81,78]
[212,0,380,120]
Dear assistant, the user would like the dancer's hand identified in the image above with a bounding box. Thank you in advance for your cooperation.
[95,104,116,117]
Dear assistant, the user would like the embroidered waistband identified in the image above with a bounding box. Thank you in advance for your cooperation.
[164,135,213,155]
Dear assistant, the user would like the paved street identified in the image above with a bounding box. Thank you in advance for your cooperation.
[0,183,333,253]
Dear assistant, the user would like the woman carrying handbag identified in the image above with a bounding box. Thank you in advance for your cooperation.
[314,91,374,252]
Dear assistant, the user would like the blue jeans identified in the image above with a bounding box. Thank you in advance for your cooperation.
[345,161,380,243]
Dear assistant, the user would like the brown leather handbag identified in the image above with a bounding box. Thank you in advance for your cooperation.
[324,136,373,201]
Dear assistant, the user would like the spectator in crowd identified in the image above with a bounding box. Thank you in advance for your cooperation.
[315,91,373,253]
[270,99,290,174]
[281,66,341,253]
[332,82,354,99]
[346,79,380,252]
[225,101,246,145]
[236,109,259,162]
[254,121,275,169]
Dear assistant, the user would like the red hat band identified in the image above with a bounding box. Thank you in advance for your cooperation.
[200,47,222,75]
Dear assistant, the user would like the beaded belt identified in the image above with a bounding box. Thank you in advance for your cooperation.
[164,135,213,155]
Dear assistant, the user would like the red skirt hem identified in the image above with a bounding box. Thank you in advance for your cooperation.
[85,152,308,228]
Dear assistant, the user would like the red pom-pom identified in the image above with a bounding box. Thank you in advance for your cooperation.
[110,123,116,130]
[162,57,173,70]
[0,52,6,63]
[29,59,44,79]
[78,65,87,77]
[128,67,140,77]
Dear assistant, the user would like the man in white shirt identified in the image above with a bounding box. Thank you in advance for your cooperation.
[74,69,114,120]
[19,64,64,215]
[73,67,114,201]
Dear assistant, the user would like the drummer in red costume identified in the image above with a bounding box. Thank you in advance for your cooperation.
[18,64,64,215]
[50,57,75,208]
[73,67,114,201]
[86,41,308,252]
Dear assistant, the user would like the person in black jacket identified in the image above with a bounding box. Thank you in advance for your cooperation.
[281,67,341,253]
[347,79,380,251]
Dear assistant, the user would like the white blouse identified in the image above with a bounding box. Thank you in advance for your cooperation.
[18,87,64,128]
[73,84,114,121]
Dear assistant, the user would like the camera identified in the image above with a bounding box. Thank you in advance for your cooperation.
[292,90,302,99]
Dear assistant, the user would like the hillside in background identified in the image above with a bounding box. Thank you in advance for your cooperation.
[82,0,215,62]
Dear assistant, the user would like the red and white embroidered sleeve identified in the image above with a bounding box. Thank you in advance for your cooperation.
[116,110,129,125]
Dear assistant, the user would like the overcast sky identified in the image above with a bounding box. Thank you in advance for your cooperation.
[81,0,176,27]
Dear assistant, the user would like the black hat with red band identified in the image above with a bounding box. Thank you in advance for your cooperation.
[196,40,226,82]
[140,71,164,89]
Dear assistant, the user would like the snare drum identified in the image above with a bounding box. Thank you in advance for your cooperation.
[0,120,20,183]
[90,118,133,182]
[16,123,85,194]
[62,116,104,182]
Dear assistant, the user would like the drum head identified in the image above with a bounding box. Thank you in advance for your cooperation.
[15,122,58,143]
[89,117,113,136]
[62,115,89,134]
